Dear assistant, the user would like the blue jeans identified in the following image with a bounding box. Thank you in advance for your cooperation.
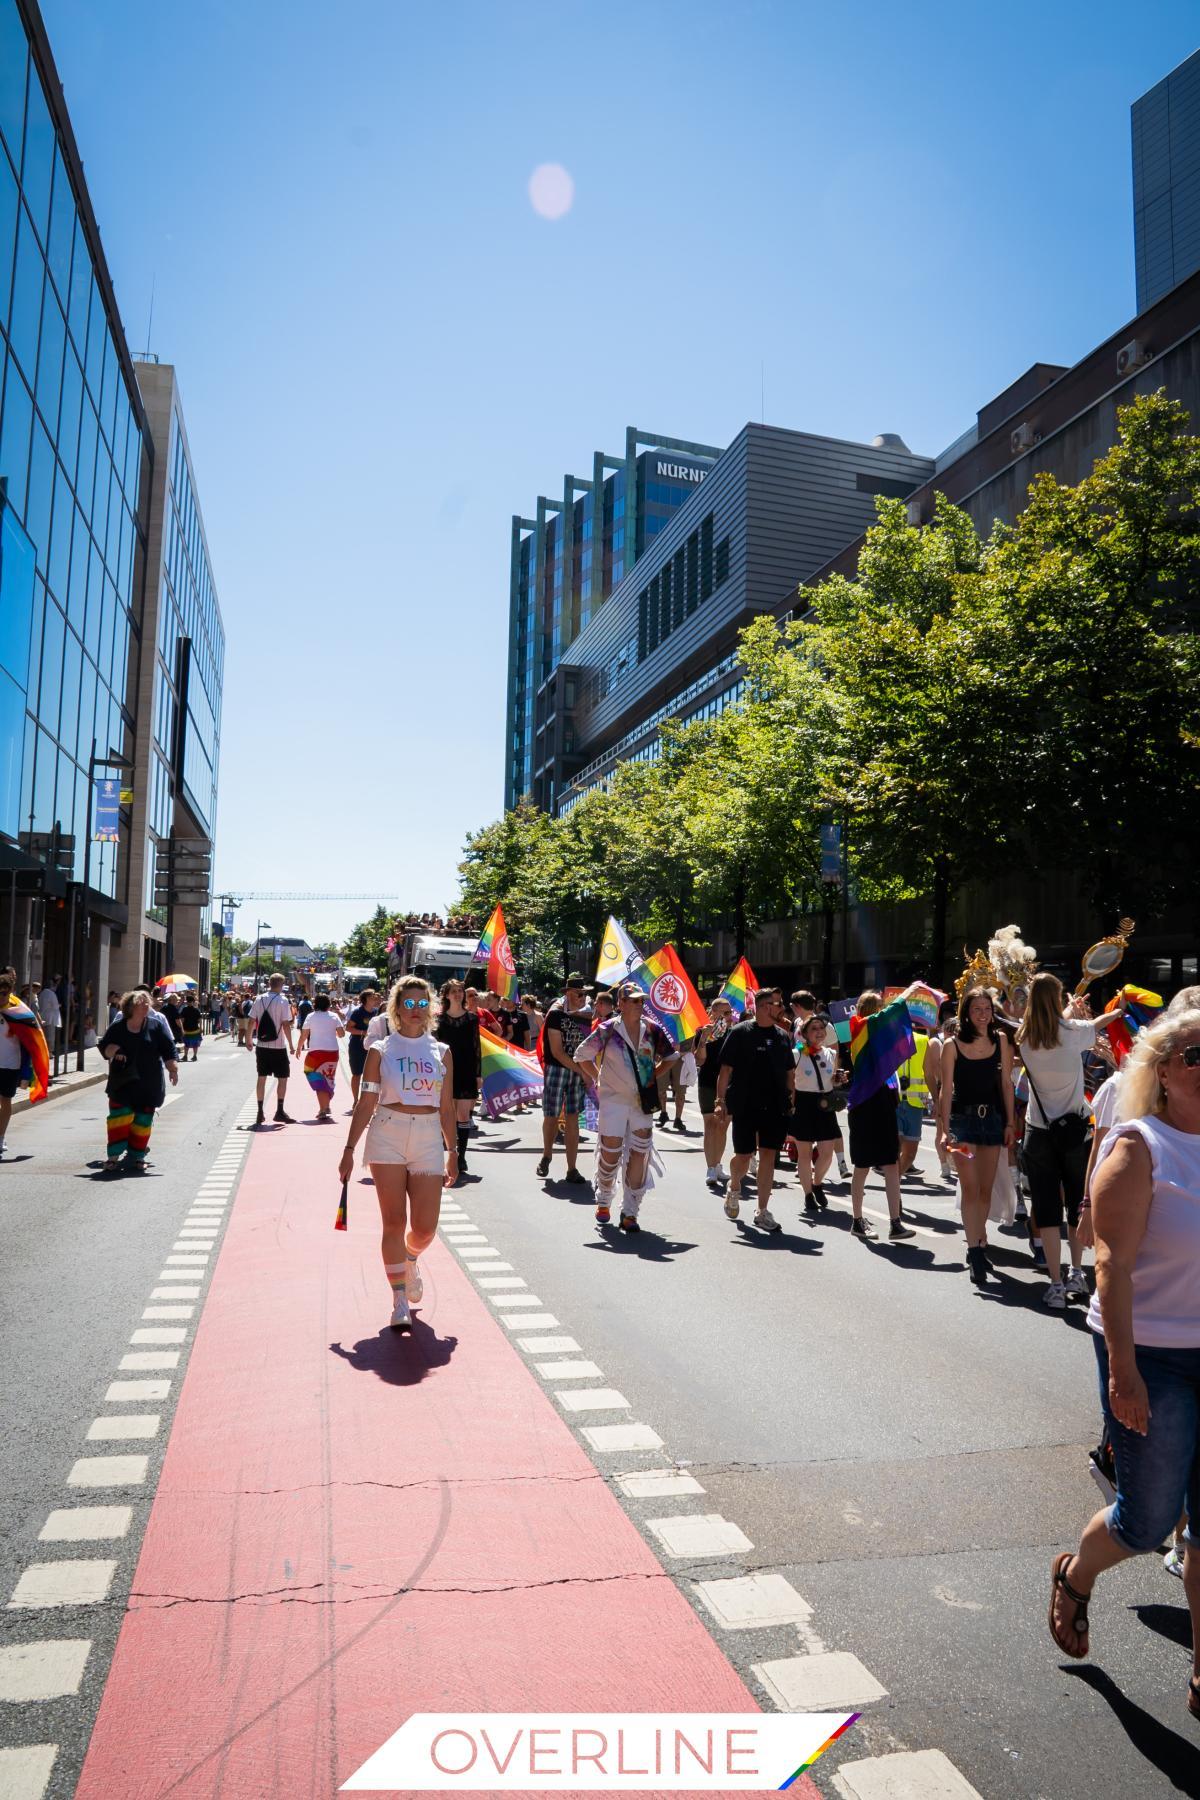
[1094,1333,1200,1552]
[948,1105,1005,1147]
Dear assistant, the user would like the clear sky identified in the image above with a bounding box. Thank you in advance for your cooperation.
[41,0,1200,951]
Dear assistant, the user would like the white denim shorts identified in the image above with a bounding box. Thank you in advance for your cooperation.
[363,1107,444,1173]
[596,1099,655,1146]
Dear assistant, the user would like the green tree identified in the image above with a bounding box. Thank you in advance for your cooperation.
[341,904,393,972]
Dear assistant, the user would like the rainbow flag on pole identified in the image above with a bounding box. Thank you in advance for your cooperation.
[1104,984,1164,1063]
[633,944,709,1045]
[3,996,49,1104]
[471,904,518,1001]
[718,955,759,1016]
[883,982,947,1033]
[847,995,914,1108]
[479,1027,543,1118]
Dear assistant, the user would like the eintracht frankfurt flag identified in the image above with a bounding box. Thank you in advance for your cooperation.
[595,916,645,986]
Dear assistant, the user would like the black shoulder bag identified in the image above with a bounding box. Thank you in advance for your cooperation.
[1022,1060,1090,1150]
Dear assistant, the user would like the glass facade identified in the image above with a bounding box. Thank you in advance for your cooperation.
[0,0,146,899]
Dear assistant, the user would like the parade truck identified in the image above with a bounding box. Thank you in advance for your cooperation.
[340,966,381,998]
[388,929,479,988]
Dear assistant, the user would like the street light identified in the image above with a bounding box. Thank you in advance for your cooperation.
[214,893,242,991]
[253,921,271,991]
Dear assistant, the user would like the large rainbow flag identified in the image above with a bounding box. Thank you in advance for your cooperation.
[718,955,759,1015]
[883,982,947,1034]
[3,996,49,1104]
[471,904,518,1002]
[1104,984,1163,1063]
[633,944,709,1046]
[847,994,914,1108]
[479,1027,543,1118]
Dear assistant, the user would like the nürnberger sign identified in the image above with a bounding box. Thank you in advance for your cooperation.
[656,461,706,483]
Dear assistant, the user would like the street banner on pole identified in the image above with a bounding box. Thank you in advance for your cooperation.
[93,778,120,842]
[223,907,235,935]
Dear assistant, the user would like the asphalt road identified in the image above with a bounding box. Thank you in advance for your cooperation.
[0,1035,259,1799]
[453,1103,1200,1800]
[3,1059,1198,1799]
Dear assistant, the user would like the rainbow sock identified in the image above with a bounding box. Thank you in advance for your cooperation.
[384,1262,407,1295]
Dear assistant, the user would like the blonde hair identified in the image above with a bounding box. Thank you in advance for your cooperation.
[1117,1009,1200,1121]
[121,988,151,1019]
[857,989,882,1017]
[386,975,437,1031]
[1016,971,1065,1052]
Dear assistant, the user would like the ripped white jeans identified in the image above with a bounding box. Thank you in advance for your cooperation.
[593,1099,662,1216]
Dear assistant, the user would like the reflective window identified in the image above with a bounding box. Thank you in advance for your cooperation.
[35,281,65,428]
[57,344,81,482]
[47,467,70,602]
[9,206,43,381]
[38,594,63,722]
[67,216,89,347]
[0,0,28,174]
[0,150,17,332]
[0,356,33,518]
[59,621,80,744]
[24,417,52,570]
[46,150,73,300]
[20,70,53,243]
[0,501,34,689]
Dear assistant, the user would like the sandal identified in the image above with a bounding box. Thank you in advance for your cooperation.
[1049,1552,1091,1659]
[1189,1676,1200,1722]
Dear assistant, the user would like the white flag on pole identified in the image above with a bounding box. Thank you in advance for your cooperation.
[595,916,645,986]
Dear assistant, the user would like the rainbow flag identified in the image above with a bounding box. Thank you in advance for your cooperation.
[633,944,709,1045]
[847,994,914,1107]
[479,1026,543,1118]
[471,904,518,1001]
[719,955,759,1015]
[884,982,946,1033]
[1104,983,1164,1063]
[3,996,49,1104]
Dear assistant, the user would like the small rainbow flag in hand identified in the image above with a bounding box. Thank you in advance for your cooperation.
[847,995,915,1107]
[634,944,709,1045]
[719,955,760,1016]
[479,1027,543,1118]
[471,904,518,1001]
[334,1181,348,1232]
[3,996,49,1104]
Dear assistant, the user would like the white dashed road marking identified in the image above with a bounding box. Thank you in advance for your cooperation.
[38,1507,131,1542]
[0,1639,91,1702]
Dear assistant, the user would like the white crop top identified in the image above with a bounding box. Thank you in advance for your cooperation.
[375,1032,448,1107]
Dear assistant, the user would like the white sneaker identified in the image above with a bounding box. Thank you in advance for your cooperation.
[1043,1281,1067,1311]
[389,1290,412,1331]
[754,1208,781,1233]
[406,1258,423,1305]
[1164,1546,1186,1579]
[1064,1267,1089,1303]
[723,1193,740,1221]
[714,1164,728,1184]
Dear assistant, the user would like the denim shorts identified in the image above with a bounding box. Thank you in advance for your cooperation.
[948,1106,1005,1147]
[895,1100,923,1141]
[1094,1333,1200,1553]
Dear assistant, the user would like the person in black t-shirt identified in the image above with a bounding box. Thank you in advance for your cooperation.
[180,999,203,1061]
[537,975,593,1183]
[714,988,795,1234]
[345,988,380,1107]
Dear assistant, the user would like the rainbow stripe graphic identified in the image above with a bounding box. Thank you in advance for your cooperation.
[848,995,914,1107]
[633,944,709,1045]
[471,904,518,1001]
[778,1712,861,1786]
[479,1026,543,1117]
[1104,983,1164,1063]
[719,955,760,1015]
[3,996,49,1104]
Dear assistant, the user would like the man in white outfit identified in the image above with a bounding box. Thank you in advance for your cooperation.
[575,982,677,1234]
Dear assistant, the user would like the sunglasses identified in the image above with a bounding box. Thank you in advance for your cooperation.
[1178,1045,1200,1067]
[401,997,430,1011]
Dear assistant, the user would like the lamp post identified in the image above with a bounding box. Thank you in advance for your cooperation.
[253,921,271,992]
[214,893,241,992]
[76,741,133,1071]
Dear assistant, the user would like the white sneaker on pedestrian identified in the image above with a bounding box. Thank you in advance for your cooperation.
[1043,1281,1067,1310]
[837,1159,850,1180]
[1064,1267,1089,1303]
[723,1193,740,1221]
[1164,1545,1186,1579]
[406,1258,423,1305]
[714,1163,728,1185]
[753,1208,781,1233]
[389,1290,413,1331]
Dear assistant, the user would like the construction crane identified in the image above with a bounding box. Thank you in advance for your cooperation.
[217,893,402,902]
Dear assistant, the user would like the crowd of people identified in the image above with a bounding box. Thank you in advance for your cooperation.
[394,911,482,937]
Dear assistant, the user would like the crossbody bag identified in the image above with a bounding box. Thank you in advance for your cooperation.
[1021,1061,1091,1150]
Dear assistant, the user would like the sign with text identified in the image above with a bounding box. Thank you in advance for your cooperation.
[93,779,120,842]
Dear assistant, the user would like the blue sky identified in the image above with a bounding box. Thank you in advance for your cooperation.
[42,0,1200,951]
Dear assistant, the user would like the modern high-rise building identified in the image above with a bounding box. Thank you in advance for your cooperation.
[109,359,224,993]
[505,427,722,810]
[0,0,224,1024]
[1133,46,1200,311]
[0,0,150,1012]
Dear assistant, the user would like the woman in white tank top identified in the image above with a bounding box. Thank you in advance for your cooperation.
[339,977,457,1333]
[1048,1006,1200,1717]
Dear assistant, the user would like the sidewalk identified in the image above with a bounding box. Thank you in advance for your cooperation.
[75,1114,783,1799]
[12,1046,109,1114]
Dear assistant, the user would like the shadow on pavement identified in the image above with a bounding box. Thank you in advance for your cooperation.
[329,1324,458,1384]
[1133,1601,1194,1651]
[1063,1664,1200,1796]
[729,1225,823,1258]
[583,1229,698,1262]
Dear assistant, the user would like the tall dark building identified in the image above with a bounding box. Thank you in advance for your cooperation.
[505,426,721,810]
[1133,46,1200,310]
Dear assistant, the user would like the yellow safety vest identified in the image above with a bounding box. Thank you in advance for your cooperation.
[898,1033,929,1106]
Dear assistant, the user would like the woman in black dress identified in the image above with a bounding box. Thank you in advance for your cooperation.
[97,990,179,1175]
[436,980,481,1179]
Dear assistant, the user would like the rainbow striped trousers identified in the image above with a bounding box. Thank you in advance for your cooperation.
[107,1107,154,1163]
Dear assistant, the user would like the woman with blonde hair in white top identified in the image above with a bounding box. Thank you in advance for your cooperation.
[339,976,458,1332]
[1048,1007,1200,1717]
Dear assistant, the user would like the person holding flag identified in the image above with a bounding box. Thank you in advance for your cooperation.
[575,981,677,1230]
[845,989,918,1242]
[0,967,50,1158]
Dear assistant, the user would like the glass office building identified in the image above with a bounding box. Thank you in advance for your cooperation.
[0,0,149,995]
[1133,48,1200,312]
[505,426,720,810]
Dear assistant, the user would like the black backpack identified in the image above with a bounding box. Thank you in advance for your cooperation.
[256,996,279,1043]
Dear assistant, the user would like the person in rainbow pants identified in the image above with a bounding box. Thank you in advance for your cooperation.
[98,991,179,1175]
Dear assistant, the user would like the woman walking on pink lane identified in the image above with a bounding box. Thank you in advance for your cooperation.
[339,977,458,1333]
[296,991,345,1122]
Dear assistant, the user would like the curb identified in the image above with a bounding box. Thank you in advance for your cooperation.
[12,1069,108,1115]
